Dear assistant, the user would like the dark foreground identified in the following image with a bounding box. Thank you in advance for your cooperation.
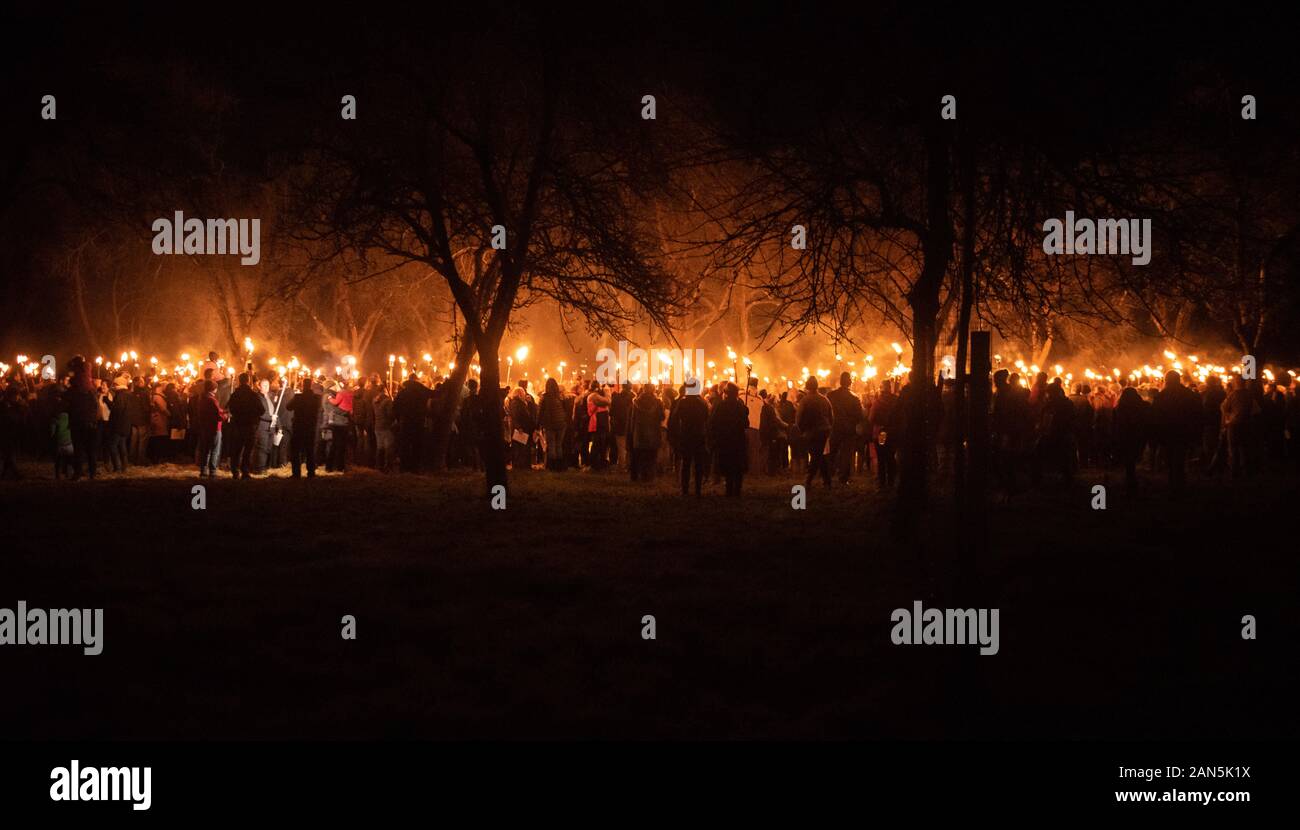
[0,462,1295,740]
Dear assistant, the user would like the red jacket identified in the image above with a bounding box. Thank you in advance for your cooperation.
[196,393,225,435]
[329,388,354,415]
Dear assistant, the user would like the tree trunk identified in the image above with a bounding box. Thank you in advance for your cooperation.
[1031,333,1052,370]
[70,257,102,357]
[474,336,509,496]
[953,133,976,511]
[894,123,953,540]
[965,332,991,569]
[427,336,478,472]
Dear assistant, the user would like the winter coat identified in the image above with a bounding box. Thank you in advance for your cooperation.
[195,393,224,437]
[1152,382,1202,446]
[586,390,611,433]
[109,389,134,436]
[759,399,788,442]
[667,394,709,451]
[827,386,863,436]
[149,392,170,437]
[869,392,902,442]
[538,391,570,432]
[609,388,633,434]
[796,390,833,434]
[628,393,665,450]
[373,395,396,433]
[708,396,749,473]
[393,382,430,431]
[508,395,536,435]
[227,384,266,429]
[287,390,322,436]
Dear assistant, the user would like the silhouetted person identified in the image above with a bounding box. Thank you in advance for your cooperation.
[609,383,632,468]
[628,385,665,481]
[870,379,902,489]
[1113,386,1147,495]
[194,379,225,478]
[287,377,322,478]
[394,377,431,473]
[797,376,833,488]
[226,372,263,479]
[758,390,789,475]
[668,383,710,495]
[828,371,863,483]
[1032,381,1075,487]
[709,382,749,496]
[1152,370,1201,493]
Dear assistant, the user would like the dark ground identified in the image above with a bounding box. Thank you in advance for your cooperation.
[0,460,1295,740]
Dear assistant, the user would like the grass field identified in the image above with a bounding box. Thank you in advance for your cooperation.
[1,460,1296,740]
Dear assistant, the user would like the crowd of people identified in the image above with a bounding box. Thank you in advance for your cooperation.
[2,352,1299,499]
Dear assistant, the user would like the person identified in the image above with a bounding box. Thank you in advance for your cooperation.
[538,377,569,471]
[394,376,430,473]
[326,381,354,473]
[1287,378,1300,473]
[758,390,788,475]
[572,383,591,467]
[609,383,632,469]
[1216,375,1255,480]
[1261,381,1287,465]
[668,383,710,495]
[66,370,100,480]
[1032,381,1075,487]
[287,377,322,478]
[94,379,112,469]
[778,391,799,473]
[586,381,612,470]
[457,379,482,470]
[827,372,863,484]
[1070,383,1095,470]
[741,380,763,475]
[187,369,215,464]
[163,381,185,460]
[129,375,150,463]
[194,379,225,478]
[202,351,223,383]
[1200,374,1226,465]
[990,370,1015,493]
[372,383,396,472]
[272,377,296,469]
[0,384,26,479]
[107,376,134,472]
[50,393,75,479]
[146,383,170,465]
[628,384,665,482]
[796,376,833,488]
[1112,386,1147,495]
[507,386,535,471]
[1151,370,1201,493]
[708,382,750,496]
[254,378,278,472]
[226,372,264,479]
[870,379,902,489]
[353,379,375,467]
